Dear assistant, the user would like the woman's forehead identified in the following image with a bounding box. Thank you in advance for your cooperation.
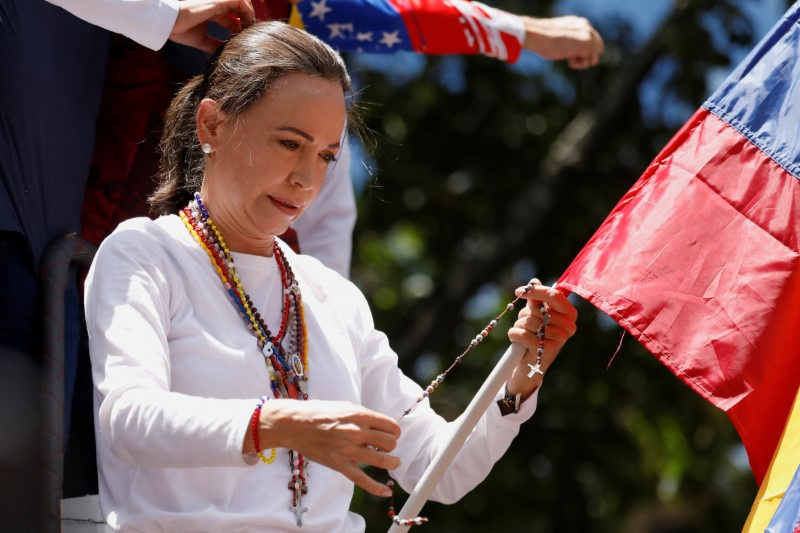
[245,75,347,136]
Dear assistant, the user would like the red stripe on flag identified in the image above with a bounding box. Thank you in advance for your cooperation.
[559,108,800,483]
[389,0,477,55]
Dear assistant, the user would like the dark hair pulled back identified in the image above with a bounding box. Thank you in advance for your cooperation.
[150,21,354,215]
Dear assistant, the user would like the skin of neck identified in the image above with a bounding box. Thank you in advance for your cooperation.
[198,179,280,257]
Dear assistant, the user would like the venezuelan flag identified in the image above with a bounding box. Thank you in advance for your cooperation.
[559,2,800,486]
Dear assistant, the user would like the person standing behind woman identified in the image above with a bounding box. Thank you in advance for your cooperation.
[85,21,577,531]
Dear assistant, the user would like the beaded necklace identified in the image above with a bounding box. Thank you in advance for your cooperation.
[180,193,310,526]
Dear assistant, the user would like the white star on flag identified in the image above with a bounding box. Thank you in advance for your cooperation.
[309,0,332,21]
[327,23,345,39]
[379,30,402,48]
[356,31,373,42]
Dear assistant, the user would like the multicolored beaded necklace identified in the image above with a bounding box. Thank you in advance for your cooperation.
[180,193,311,526]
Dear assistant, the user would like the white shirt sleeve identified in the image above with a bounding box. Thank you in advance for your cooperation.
[291,140,356,278]
[85,222,255,468]
[44,0,179,51]
[345,280,539,504]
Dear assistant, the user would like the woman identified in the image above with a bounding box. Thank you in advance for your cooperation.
[85,21,577,531]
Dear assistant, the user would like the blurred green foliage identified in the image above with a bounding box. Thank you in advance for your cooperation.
[345,0,776,530]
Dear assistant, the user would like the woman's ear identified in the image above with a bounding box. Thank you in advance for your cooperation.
[197,98,226,150]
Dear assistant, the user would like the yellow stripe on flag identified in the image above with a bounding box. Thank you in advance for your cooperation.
[743,384,800,531]
[289,4,305,30]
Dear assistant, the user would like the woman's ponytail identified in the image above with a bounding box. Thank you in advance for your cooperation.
[149,75,205,216]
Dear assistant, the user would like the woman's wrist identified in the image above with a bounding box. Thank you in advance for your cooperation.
[506,363,543,401]
[243,396,286,457]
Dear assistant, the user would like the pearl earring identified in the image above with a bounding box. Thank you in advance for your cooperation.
[202,143,213,154]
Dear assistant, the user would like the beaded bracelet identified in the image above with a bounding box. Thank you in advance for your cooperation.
[251,395,277,464]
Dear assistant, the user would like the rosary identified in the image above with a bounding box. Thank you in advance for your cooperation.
[387,281,551,527]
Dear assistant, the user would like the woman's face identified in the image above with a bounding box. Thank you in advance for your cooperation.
[199,72,346,252]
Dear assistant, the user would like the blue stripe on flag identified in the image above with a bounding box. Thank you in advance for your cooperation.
[766,462,800,533]
[297,0,414,54]
[703,3,800,178]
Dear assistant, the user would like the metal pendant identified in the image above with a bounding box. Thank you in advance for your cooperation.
[290,353,304,376]
[262,341,274,357]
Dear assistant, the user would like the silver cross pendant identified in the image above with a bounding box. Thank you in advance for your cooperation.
[290,502,308,527]
[527,362,544,378]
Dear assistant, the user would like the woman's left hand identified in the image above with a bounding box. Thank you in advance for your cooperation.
[506,280,577,401]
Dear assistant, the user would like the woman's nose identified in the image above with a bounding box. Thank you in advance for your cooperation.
[290,155,323,190]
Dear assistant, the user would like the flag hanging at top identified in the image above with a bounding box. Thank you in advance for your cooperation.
[558,3,800,484]
[286,0,525,62]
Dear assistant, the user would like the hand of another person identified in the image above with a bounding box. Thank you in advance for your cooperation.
[521,15,604,69]
[506,280,577,400]
[169,0,256,53]
[250,399,401,497]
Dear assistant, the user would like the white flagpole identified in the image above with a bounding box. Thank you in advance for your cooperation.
[387,342,527,533]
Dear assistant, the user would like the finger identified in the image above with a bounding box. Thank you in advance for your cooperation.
[514,313,575,332]
[353,410,401,439]
[508,330,563,362]
[520,285,576,319]
[509,325,568,351]
[513,319,578,342]
[176,0,252,31]
[514,278,541,298]
[349,445,401,471]
[360,428,399,454]
[209,13,241,34]
[236,0,256,25]
[519,305,575,329]
[341,462,393,497]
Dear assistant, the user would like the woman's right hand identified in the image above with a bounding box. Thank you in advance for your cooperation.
[247,399,401,497]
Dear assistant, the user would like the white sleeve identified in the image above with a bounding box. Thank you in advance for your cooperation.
[85,224,255,468]
[44,0,179,51]
[291,141,356,278]
[347,285,539,504]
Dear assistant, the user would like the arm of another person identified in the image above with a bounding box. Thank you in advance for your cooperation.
[292,0,602,67]
[44,0,254,52]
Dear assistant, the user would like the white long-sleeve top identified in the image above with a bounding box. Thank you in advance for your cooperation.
[44,0,179,50]
[85,215,538,532]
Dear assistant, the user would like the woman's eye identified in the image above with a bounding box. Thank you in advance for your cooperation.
[321,153,338,164]
[280,140,300,150]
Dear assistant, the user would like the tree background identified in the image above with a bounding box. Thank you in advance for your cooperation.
[342,0,792,530]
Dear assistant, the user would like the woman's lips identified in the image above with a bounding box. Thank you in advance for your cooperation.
[269,195,300,216]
